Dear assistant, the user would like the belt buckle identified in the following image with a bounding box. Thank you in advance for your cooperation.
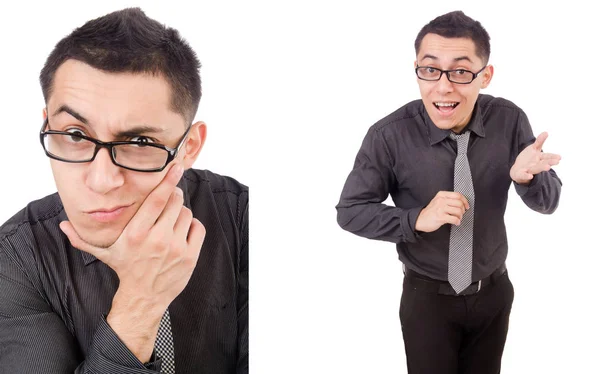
[460,280,482,296]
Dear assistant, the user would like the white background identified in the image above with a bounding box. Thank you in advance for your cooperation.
[0,1,597,373]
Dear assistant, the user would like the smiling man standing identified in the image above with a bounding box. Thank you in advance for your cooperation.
[0,8,248,374]
[336,11,562,374]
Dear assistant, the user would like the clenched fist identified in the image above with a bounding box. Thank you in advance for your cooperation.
[415,191,470,233]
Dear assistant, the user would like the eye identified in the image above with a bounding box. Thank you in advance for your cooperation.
[66,128,86,136]
[455,69,467,75]
[65,128,87,142]
[130,136,156,146]
[426,67,437,74]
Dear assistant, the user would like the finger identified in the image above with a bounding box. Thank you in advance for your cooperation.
[443,214,461,226]
[128,163,184,233]
[187,218,206,250]
[445,206,465,220]
[459,194,470,210]
[533,132,548,150]
[59,221,108,262]
[529,158,559,174]
[439,191,465,201]
[446,196,469,210]
[184,219,206,266]
[173,206,194,240]
[154,187,185,231]
[445,198,468,210]
[439,192,470,210]
[438,191,461,199]
[540,153,561,162]
[547,158,561,166]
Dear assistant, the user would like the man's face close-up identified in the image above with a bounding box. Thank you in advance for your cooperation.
[45,60,192,248]
[415,33,493,132]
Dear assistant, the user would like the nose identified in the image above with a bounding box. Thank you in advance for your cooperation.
[435,72,454,95]
[84,147,124,195]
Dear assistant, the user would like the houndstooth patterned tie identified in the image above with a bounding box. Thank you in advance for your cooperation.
[448,131,475,294]
[155,308,176,373]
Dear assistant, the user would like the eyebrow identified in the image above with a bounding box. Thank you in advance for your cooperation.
[53,104,88,124]
[421,54,474,63]
[51,104,165,138]
[114,126,166,139]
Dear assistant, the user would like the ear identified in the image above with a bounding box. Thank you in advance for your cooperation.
[414,60,421,83]
[43,107,47,120]
[480,65,494,89]
[182,121,207,169]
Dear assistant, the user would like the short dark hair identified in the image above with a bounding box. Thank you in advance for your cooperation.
[414,11,491,64]
[40,7,201,124]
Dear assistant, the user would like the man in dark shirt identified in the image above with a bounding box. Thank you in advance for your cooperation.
[336,11,561,374]
[0,8,248,374]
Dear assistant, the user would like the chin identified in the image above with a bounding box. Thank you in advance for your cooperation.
[74,223,122,249]
[84,236,119,249]
[431,119,458,130]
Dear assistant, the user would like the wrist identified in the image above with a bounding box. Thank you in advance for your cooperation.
[111,287,167,317]
[512,177,532,186]
[107,289,165,363]
[510,168,534,186]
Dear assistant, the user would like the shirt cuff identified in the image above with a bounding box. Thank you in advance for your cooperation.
[86,316,162,373]
[404,206,424,243]
[514,172,543,197]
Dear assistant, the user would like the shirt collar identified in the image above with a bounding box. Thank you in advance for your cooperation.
[79,172,191,266]
[424,97,486,146]
[80,246,97,266]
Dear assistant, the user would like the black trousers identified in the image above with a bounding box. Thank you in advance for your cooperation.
[399,269,514,374]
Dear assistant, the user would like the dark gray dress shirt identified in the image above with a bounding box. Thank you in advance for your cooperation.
[0,169,248,374]
[336,94,562,281]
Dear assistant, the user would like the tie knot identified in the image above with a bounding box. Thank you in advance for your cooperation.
[449,131,471,155]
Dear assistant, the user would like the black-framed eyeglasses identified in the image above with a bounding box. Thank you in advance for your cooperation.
[39,118,192,172]
[415,65,487,84]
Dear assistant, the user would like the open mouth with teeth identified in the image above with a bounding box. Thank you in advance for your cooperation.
[434,102,459,113]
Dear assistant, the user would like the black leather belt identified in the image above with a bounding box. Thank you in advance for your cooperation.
[403,263,507,296]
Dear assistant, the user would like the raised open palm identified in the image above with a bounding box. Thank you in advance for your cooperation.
[510,132,561,184]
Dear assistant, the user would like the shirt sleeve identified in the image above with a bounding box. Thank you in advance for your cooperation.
[336,125,423,243]
[512,110,562,214]
[80,316,162,373]
[0,240,161,374]
[236,193,249,374]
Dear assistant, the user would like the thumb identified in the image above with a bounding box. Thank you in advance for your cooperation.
[59,221,107,261]
[533,132,548,150]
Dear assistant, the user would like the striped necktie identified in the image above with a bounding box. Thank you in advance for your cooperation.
[448,131,475,294]
[155,308,176,373]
